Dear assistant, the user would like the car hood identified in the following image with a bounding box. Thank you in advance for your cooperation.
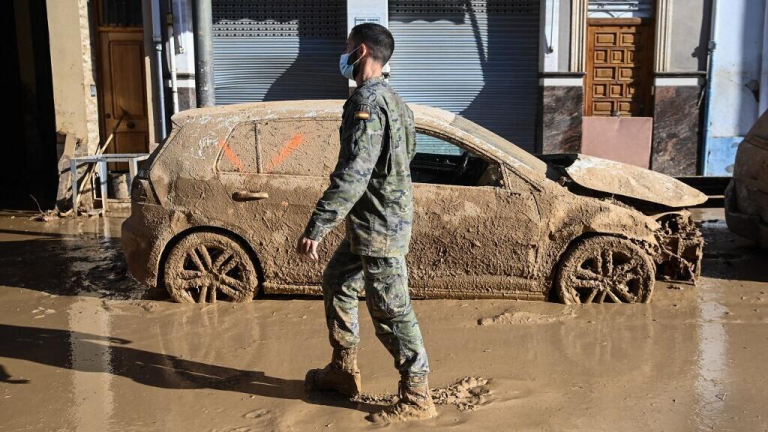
[539,154,708,208]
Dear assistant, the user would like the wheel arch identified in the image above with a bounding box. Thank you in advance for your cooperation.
[545,231,657,302]
[158,225,266,296]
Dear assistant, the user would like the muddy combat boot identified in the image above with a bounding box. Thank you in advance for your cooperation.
[305,347,362,398]
[368,377,438,424]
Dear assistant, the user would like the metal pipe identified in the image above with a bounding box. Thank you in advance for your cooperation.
[172,0,186,54]
[701,0,719,175]
[151,0,167,138]
[759,3,768,115]
[192,0,215,107]
[167,0,179,114]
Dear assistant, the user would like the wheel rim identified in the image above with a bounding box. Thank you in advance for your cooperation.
[165,235,256,304]
[560,243,652,304]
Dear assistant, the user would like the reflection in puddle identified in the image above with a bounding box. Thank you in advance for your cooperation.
[68,297,114,430]
[695,285,729,431]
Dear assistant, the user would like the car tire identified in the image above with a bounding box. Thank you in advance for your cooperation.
[555,236,655,304]
[163,231,258,304]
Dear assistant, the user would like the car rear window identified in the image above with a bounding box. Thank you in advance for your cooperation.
[217,122,258,173]
[258,119,340,177]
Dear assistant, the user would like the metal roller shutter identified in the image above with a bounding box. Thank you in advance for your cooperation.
[388,0,540,152]
[212,0,348,105]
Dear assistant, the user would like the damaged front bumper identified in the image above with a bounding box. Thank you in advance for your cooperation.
[652,211,704,283]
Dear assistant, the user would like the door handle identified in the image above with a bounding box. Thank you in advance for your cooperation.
[233,191,269,201]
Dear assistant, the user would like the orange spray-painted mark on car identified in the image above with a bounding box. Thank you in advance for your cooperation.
[219,139,244,172]
[265,134,304,172]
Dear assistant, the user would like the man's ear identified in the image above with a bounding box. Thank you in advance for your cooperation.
[359,43,368,58]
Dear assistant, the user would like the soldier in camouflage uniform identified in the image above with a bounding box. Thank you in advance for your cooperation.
[296,23,437,423]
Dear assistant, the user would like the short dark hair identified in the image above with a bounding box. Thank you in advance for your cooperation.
[349,23,395,65]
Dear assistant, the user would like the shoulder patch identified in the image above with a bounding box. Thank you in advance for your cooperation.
[353,103,373,120]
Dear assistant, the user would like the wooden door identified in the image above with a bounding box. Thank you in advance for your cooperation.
[585,19,654,117]
[97,0,148,171]
[99,31,149,169]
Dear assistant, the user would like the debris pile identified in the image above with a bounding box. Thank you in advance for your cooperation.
[654,212,704,282]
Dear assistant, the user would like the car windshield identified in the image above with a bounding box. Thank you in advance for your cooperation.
[449,115,548,174]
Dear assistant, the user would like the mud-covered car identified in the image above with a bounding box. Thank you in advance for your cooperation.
[725,110,768,247]
[122,100,706,305]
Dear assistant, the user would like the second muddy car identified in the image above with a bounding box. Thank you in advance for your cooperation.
[122,100,706,305]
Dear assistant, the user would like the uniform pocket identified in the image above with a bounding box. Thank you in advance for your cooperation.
[362,257,410,319]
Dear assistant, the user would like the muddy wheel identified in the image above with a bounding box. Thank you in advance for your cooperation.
[556,236,655,304]
[163,232,257,304]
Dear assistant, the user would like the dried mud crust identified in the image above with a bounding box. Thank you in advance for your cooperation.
[556,236,655,304]
[163,232,258,303]
[351,377,492,413]
[478,309,576,325]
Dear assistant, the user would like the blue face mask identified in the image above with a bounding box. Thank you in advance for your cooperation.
[339,45,361,80]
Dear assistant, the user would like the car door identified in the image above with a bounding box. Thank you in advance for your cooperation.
[217,118,342,291]
[408,130,543,298]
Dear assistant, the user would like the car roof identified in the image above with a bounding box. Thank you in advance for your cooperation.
[171,99,457,125]
[170,100,547,176]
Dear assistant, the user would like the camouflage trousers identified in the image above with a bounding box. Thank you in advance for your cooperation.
[322,239,430,380]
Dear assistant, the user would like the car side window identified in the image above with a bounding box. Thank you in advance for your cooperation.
[415,132,464,156]
[258,120,340,176]
[411,130,503,187]
[216,122,258,173]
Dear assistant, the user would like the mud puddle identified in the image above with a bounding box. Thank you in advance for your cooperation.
[1,210,767,431]
[0,214,146,299]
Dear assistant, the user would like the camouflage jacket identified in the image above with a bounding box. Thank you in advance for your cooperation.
[303,75,417,257]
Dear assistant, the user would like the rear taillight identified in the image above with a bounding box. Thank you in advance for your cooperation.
[131,177,158,204]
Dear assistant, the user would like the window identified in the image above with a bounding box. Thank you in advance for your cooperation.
[258,120,340,176]
[99,0,143,27]
[415,132,463,156]
[217,122,258,173]
[411,130,503,187]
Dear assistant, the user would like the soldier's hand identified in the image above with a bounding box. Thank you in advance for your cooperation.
[296,236,319,260]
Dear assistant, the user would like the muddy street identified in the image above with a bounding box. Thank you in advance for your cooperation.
[0,209,766,431]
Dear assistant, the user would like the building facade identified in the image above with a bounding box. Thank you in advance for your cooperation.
[5,0,765,210]
[177,0,717,174]
[703,0,767,176]
[541,0,711,176]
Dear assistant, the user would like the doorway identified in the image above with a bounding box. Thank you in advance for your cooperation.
[96,0,149,171]
[0,0,57,209]
[584,18,654,117]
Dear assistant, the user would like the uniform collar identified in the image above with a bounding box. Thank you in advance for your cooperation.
[347,75,386,106]
[361,75,385,86]
[357,75,385,90]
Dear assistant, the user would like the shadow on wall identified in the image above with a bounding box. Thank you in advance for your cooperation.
[692,0,712,72]
[735,0,765,136]
[210,0,539,151]
[388,0,540,151]
[211,1,349,104]
[460,0,540,151]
